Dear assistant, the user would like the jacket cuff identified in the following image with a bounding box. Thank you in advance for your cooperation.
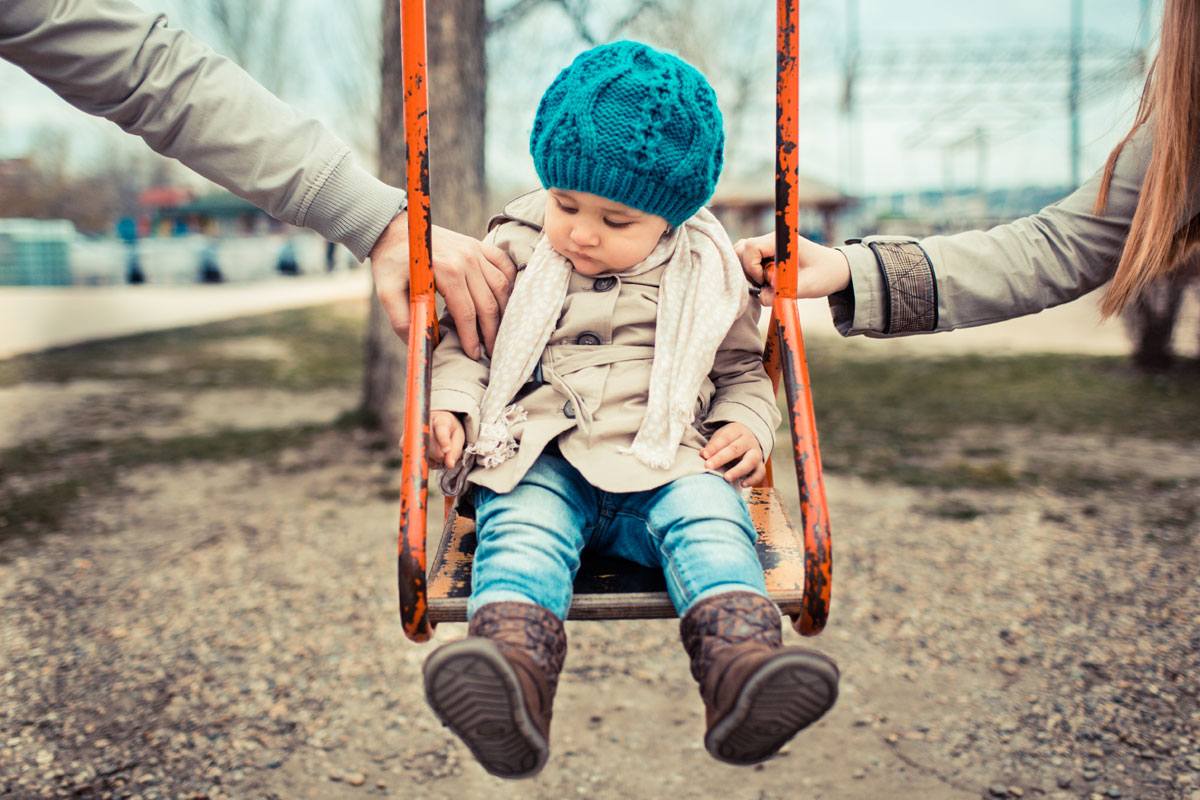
[431,387,483,440]
[704,401,776,462]
[298,150,407,262]
[832,243,882,334]
[833,237,938,335]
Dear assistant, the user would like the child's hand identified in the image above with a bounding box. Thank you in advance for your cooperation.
[429,411,466,469]
[701,422,766,487]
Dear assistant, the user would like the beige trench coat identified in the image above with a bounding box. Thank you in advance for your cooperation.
[431,190,781,495]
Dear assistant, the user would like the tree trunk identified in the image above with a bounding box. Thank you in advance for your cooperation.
[363,0,487,442]
[1122,257,1198,371]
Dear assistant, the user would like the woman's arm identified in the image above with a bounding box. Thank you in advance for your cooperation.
[2,0,517,354]
[739,126,1158,337]
[1,0,401,262]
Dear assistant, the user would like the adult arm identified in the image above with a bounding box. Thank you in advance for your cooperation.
[0,0,401,261]
[2,0,515,354]
[740,126,1172,337]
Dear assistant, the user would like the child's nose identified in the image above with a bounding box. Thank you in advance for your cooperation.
[570,222,599,246]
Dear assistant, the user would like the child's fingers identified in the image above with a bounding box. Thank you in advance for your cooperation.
[722,448,761,485]
[739,460,767,488]
[444,420,466,469]
[704,435,751,471]
[426,425,446,466]
[429,414,456,466]
[700,426,736,460]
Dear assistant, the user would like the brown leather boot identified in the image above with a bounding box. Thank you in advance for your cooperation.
[423,602,566,779]
[680,591,839,765]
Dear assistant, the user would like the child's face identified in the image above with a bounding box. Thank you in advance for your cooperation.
[544,189,670,275]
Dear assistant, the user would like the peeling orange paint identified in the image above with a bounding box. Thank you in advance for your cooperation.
[396,0,436,644]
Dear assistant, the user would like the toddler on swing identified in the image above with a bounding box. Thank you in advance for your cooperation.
[425,40,839,779]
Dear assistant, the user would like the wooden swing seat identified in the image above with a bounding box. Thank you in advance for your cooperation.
[426,487,807,623]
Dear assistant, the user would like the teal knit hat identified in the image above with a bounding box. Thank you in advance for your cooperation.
[529,40,724,227]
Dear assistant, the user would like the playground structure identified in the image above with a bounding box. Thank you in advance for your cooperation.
[395,0,832,644]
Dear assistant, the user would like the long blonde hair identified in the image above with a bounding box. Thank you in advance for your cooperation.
[1095,0,1200,316]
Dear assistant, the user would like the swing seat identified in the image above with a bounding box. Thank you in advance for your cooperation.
[394,0,829,643]
[426,486,809,622]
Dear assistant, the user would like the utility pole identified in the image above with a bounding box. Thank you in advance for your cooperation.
[1068,0,1082,187]
[840,0,861,196]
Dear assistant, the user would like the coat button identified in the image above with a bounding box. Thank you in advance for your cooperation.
[563,401,576,419]
[592,276,617,292]
[575,331,602,346]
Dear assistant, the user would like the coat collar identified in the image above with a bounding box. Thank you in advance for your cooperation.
[488,189,546,233]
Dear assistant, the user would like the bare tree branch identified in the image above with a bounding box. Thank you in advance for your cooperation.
[603,0,657,41]
[552,0,597,46]
[486,0,556,34]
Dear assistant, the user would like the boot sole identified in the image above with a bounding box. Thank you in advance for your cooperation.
[423,638,549,779]
[705,649,839,765]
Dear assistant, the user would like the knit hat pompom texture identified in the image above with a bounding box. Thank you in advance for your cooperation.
[530,41,724,228]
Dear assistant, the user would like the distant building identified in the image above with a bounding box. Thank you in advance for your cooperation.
[709,173,855,245]
[0,218,75,286]
[138,187,294,238]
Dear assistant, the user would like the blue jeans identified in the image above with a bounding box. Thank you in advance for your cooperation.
[469,449,768,620]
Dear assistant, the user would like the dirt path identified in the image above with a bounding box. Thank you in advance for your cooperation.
[3,369,1198,800]
[3,296,1199,799]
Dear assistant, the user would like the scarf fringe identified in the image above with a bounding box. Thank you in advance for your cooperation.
[618,441,676,470]
[465,404,527,468]
[619,405,695,469]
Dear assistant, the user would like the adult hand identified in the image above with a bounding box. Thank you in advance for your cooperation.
[369,212,517,359]
[734,233,852,308]
[701,422,766,488]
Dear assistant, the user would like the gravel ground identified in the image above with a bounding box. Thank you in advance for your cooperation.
[2,376,1199,800]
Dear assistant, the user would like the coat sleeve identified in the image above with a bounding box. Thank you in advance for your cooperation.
[830,125,1159,337]
[430,221,535,440]
[700,298,781,460]
[429,315,491,443]
[0,0,404,261]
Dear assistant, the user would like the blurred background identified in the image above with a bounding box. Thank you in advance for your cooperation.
[5,7,1200,798]
[0,0,1154,263]
[6,0,1194,368]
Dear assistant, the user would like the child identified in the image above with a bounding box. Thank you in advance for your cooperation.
[423,40,839,779]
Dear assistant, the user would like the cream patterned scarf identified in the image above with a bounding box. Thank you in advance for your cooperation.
[466,206,747,472]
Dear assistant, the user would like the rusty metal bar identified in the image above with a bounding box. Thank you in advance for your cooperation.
[760,306,782,490]
[774,302,831,635]
[397,0,435,643]
[403,0,433,304]
[775,0,800,300]
[776,0,832,636]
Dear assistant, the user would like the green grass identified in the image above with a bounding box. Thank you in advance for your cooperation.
[0,304,369,552]
[0,305,365,390]
[806,349,1200,446]
[1,426,329,551]
[788,345,1200,493]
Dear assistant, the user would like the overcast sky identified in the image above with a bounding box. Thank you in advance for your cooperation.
[0,0,1156,198]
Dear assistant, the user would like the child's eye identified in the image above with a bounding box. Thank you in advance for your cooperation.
[554,198,577,214]
[604,219,632,229]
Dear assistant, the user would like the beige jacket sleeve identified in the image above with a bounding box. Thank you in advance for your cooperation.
[699,300,780,461]
[831,125,1159,336]
[0,0,404,260]
[430,227,510,440]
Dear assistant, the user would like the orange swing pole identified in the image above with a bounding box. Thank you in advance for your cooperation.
[775,0,832,635]
[397,0,437,643]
